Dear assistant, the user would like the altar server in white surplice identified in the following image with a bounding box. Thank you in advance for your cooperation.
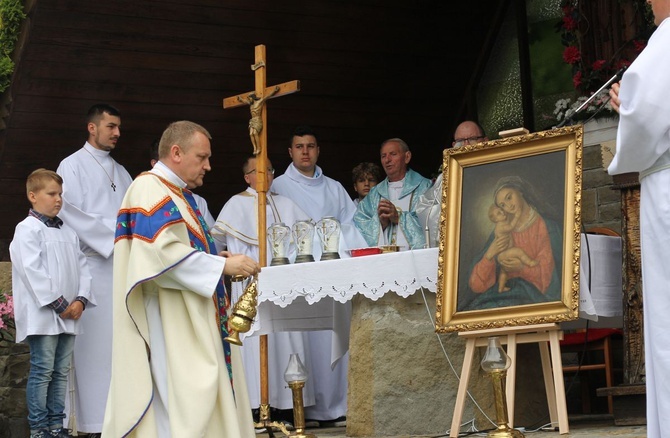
[271,125,365,424]
[103,121,259,437]
[212,156,317,412]
[607,4,670,435]
[56,104,133,435]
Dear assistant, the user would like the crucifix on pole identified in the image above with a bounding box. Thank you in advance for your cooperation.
[223,44,300,433]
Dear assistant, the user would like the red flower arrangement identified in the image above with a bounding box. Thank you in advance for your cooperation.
[558,0,653,96]
[552,0,655,124]
[562,46,581,65]
[572,70,582,89]
[591,60,606,71]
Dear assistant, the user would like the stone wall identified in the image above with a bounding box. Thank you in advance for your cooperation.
[581,119,622,234]
[0,262,29,438]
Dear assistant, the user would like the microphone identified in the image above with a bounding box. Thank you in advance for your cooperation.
[556,66,628,128]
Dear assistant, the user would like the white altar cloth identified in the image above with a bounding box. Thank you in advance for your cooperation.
[258,248,438,307]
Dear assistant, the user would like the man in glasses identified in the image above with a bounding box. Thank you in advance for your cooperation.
[452,121,487,148]
[416,120,488,247]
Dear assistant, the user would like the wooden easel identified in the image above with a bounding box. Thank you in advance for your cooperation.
[449,323,569,437]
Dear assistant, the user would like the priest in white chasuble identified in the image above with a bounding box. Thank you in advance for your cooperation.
[56,104,133,434]
[212,156,317,413]
[354,138,431,250]
[607,3,670,435]
[271,125,365,423]
[103,121,260,438]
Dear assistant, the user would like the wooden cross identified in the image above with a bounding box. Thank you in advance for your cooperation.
[222,44,300,429]
[224,45,300,267]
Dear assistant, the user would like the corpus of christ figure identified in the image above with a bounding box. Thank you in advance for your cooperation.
[239,86,279,155]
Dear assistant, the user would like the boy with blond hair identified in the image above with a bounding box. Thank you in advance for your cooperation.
[10,169,93,438]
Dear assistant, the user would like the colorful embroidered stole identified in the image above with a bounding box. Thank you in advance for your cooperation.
[115,177,234,384]
[181,189,234,383]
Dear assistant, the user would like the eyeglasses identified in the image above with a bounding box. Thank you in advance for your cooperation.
[453,136,485,148]
[245,167,275,175]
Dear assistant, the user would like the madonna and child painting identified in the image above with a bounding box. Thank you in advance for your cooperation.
[436,126,582,332]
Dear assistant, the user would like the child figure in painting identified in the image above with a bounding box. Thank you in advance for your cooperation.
[488,204,538,292]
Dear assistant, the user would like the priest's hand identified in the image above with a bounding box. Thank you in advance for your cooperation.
[222,253,261,278]
[378,198,399,230]
[609,82,621,113]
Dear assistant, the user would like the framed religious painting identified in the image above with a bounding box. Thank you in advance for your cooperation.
[435,125,583,333]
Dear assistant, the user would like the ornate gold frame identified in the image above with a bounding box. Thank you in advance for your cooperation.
[435,125,583,333]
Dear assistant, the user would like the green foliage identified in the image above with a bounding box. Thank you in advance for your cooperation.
[0,54,13,92]
[0,0,26,94]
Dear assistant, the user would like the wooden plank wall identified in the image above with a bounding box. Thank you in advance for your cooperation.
[0,0,498,258]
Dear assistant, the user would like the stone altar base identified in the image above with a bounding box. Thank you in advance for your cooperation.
[347,291,550,436]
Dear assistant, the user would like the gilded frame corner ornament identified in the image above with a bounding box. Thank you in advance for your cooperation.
[435,126,583,333]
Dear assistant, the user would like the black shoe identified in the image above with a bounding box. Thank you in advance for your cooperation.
[321,416,346,427]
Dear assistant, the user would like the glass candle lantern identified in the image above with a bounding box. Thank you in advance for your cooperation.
[292,219,315,263]
[316,216,341,260]
[268,222,291,266]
